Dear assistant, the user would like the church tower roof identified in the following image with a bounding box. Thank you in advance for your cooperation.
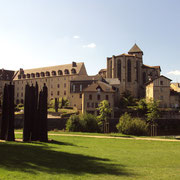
[128,43,143,54]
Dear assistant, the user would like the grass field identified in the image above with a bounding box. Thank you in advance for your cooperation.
[0,133,180,180]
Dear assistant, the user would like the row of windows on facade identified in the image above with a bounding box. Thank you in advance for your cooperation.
[18,68,77,79]
[16,83,66,91]
[88,94,109,101]
[17,90,67,98]
[110,59,158,84]
[87,102,110,108]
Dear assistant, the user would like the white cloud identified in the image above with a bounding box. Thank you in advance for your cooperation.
[167,70,180,76]
[83,43,96,48]
[73,35,80,39]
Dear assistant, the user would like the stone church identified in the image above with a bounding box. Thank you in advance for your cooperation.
[104,44,161,98]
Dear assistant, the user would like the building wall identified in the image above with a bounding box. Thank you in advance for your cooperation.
[82,91,114,117]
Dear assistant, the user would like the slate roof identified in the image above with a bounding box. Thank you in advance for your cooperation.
[13,62,85,80]
[0,69,15,81]
[128,44,143,54]
[83,81,115,93]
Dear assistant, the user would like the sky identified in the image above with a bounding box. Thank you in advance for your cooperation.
[0,0,180,82]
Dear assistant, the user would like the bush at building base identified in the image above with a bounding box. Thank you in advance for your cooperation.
[116,112,148,136]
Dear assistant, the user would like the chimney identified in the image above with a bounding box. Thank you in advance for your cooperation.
[72,62,77,67]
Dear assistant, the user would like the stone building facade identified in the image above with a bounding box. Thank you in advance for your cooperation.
[105,44,161,98]
[13,62,87,104]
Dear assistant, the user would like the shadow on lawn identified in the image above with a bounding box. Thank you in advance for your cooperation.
[0,141,134,177]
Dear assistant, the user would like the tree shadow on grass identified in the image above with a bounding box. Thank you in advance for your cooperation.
[0,142,134,177]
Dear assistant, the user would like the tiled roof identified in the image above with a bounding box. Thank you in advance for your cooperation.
[142,64,161,70]
[83,81,115,93]
[0,69,15,81]
[145,75,172,85]
[13,62,85,80]
[128,43,143,53]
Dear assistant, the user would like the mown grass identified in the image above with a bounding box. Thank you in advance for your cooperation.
[0,133,180,180]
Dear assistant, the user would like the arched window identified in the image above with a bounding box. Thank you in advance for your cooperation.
[16,99,19,104]
[58,70,63,75]
[117,60,121,81]
[143,72,146,84]
[46,71,50,76]
[41,72,45,77]
[51,71,56,76]
[127,59,131,82]
[36,72,40,77]
[64,69,69,74]
[71,68,76,74]
[27,74,30,78]
[136,61,139,82]
[31,73,35,78]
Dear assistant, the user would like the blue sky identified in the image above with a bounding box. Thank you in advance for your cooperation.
[0,0,180,81]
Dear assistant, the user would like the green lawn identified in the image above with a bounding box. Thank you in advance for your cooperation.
[0,133,180,180]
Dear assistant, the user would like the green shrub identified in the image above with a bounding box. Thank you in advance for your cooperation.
[66,113,100,132]
[81,114,100,132]
[66,114,82,132]
[116,113,148,136]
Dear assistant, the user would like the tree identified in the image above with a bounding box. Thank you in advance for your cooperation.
[146,99,160,124]
[97,100,112,133]
[131,98,148,117]
[119,91,136,109]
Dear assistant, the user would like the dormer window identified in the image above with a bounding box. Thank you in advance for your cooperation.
[71,68,76,74]
[31,73,35,78]
[64,69,69,74]
[27,74,30,78]
[52,71,56,76]
[36,72,40,77]
[23,74,26,79]
[58,70,63,75]
[46,71,50,76]
[41,72,45,77]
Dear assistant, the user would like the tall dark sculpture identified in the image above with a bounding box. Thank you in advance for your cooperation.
[0,83,15,141]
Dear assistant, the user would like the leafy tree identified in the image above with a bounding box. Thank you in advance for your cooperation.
[116,112,148,136]
[146,99,160,125]
[131,98,148,117]
[119,91,136,109]
[97,100,112,133]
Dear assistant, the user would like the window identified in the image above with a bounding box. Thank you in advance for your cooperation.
[117,60,121,81]
[89,94,92,100]
[36,73,40,77]
[57,91,60,95]
[79,94,82,98]
[52,71,56,76]
[64,83,66,88]
[73,85,75,92]
[80,84,82,92]
[57,84,60,88]
[97,94,100,100]
[27,74,30,78]
[51,91,53,96]
[21,93,23,97]
[21,99,24,104]
[58,70,63,75]
[64,69,69,74]
[46,71,50,76]
[41,72,45,77]
[95,103,98,108]
[160,96,163,100]
[16,99,19,104]
[64,91,66,95]
[91,102,94,108]
[71,68,76,74]
[127,59,131,82]
[160,81,163,85]
[87,102,90,108]
[17,93,19,97]
[106,95,109,100]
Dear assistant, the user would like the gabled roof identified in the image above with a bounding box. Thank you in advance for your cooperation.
[83,81,115,93]
[145,75,172,85]
[142,64,161,71]
[128,44,143,54]
[0,69,15,81]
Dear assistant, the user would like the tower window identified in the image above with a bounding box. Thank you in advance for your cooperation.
[127,60,131,82]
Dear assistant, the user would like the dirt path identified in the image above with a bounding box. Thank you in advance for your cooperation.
[14,132,180,142]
